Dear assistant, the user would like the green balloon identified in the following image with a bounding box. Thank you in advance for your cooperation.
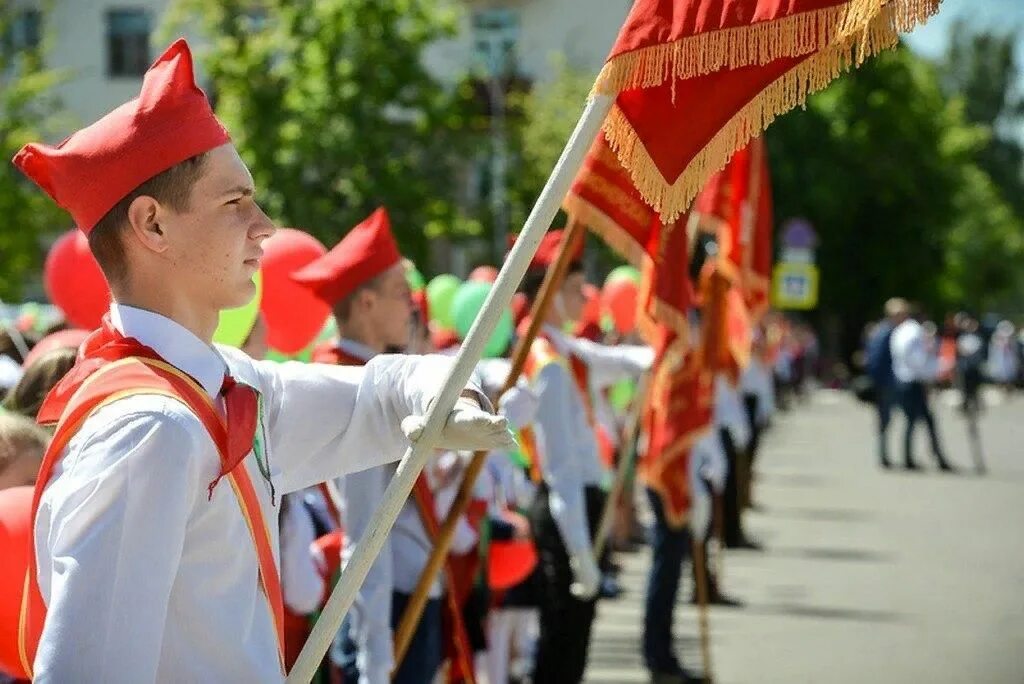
[451,281,513,358]
[214,270,263,348]
[609,378,636,412]
[605,265,641,286]
[406,265,426,292]
[426,274,461,329]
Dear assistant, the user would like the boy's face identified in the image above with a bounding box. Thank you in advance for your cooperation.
[559,271,587,323]
[363,263,415,350]
[158,144,275,312]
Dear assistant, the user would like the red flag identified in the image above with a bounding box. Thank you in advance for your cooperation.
[641,331,713,528]
[564,135,693,344]
[747,144,774,322]
[693,137,774,321]
[592,0,938,223]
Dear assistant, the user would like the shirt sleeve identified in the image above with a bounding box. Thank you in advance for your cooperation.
[532,362,592,557]
[256,354,485,494]
[338,466,394,684]
[33,398,208,683]
[570,338,654,390]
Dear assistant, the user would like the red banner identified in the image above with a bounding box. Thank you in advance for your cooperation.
[641,331,713,529]
[592,0,938,223]
[564,135,693,344]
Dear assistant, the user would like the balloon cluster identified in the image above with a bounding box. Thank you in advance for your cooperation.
[425,269,511,358]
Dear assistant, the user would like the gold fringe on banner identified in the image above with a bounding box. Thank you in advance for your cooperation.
[596,0,939,223]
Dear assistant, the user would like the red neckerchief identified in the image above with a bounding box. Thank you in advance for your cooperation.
[37,315,259,498]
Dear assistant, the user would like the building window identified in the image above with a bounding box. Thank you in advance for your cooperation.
[471,8,519,78]
[3,9,42,55]
[106,9,151,77]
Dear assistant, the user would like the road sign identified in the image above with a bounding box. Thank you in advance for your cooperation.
[772,262,818,310]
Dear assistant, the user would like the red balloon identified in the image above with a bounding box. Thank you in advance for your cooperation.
[259,229,331,354]
[468,265,498,283]
[0,487,33,679]
[43,231,110,329]
[22,328,91,369]
[602,278,638,334]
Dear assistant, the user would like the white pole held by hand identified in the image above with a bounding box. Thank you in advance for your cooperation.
[286,93,613,683]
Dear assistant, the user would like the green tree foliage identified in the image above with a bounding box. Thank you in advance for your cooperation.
[767,44,1024,352]
[940,20,1024,217]
[0,5,67,301]
[167,0,482,265]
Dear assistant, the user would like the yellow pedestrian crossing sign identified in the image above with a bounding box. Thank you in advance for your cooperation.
[772,263,819,310]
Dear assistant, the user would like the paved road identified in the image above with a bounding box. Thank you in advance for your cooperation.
[586,389,1024,683]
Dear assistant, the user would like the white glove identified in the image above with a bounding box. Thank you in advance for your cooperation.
[401,397,517,452]
[497,384,540,431]
[569,551,601,600]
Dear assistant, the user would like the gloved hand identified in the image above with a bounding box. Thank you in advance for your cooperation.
[401,397,517,452]
[569,551,601,600]
[497,384,540,431]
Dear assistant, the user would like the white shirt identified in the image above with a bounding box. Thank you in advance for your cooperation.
[890,319,934,383]
[740,357,775,426]
[714,374,750,450]
[34,305,466,683]
[688,429,725,538]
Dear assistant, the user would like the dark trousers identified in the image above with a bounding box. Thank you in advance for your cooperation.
[742,394,762,469]
[529,484,600,684]
[720,428,745,545]
[643,487,691,673]
[896,381,946,466]
[336,592,442,684]
[875,382,896,463]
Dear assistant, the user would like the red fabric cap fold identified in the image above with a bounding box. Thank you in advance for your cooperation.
[531,229,584,270]
[11,39,230,234]
[290,207,402,305]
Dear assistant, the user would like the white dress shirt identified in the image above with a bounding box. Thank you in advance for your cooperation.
[890,319,934,383]
[688,429,726,538]
[714,374,750,450]
[33,305,468,683]
[740,357,775,426]
[529,330,596,559]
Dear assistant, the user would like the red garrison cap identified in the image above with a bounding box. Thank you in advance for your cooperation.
[12,39,230,234]
[290,208,402,305]
[509,229,584,270]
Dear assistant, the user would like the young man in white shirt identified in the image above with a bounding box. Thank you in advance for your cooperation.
[12,39,512,682]
[889,303,952,472]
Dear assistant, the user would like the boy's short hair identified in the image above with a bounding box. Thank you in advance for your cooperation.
[88,153,209,284]
[2,347,78,420]
[0,411,50,476]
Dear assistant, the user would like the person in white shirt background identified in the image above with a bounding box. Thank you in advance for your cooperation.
[514,234,604,684]
[11,39,514,683]
[888,300,953,472]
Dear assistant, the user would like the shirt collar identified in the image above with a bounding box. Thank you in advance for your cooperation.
[337,338,378,363]
[110,303,227,399]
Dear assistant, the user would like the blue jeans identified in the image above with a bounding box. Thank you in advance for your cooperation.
[335,592,442,684]
[643,487,691,673]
